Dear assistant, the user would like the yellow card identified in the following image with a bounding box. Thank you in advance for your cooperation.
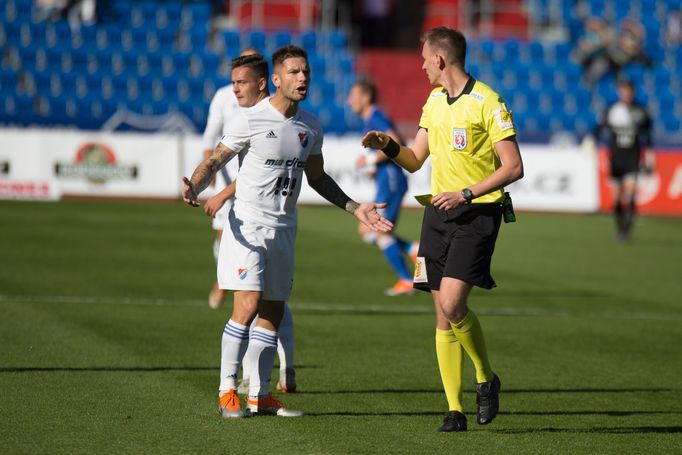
[414,194,433,206]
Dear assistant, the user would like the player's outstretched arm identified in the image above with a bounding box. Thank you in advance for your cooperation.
[204,180,237,218]
[305,154,393,232]
[181,143,237,207]
[361,128,430,173]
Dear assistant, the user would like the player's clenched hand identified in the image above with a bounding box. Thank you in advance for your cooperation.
[431,192,466,211]
[204,193,226,218]
[354,202,394,233]
[361,131,390,150]
[181,176,200,207]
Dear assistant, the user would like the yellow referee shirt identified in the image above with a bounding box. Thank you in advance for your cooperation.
[419,77,516,204]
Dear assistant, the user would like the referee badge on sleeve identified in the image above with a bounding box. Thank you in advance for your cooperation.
[452,128,468,150]
[494,107,514,131]
[413,257,428,283]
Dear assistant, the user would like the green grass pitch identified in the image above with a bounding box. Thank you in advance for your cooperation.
[1,200,681,453]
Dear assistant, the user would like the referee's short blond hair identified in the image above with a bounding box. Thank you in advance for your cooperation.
[422,27,467,70]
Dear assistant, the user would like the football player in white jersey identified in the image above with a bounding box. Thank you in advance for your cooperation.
[202,47,258,309]
[182,45,393,418]
[203,53,298,394]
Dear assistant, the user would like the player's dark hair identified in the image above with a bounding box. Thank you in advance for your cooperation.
[272,45,308,67]
[354,79,377,104]
[617,78,635,89]
[421,27,467,69]
[231,54,269,81]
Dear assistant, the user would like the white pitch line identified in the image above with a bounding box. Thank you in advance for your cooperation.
[0,294,680,321]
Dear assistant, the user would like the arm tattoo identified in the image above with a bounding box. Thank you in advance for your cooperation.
[307,173,358,214]
[190,145,236,195]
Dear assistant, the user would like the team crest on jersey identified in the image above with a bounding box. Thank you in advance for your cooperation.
[452,128,468,150]
[238,268,248,280]
[298,132,309,147]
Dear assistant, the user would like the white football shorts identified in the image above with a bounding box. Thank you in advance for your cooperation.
[217,209,296,301]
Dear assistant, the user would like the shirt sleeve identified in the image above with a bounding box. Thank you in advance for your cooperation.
[483,94,517,143]
[220,111,250,154]
[372,110,394,132]
[418,101,431,130]
[202,91,226,150]
[309,122,324,156]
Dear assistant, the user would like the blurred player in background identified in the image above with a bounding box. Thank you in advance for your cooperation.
[183,45,392,418]
[203,53,298,394]
[592,79,654,241]
[363,27,523,432]
[202,47,259,309]
[347,80,419,296]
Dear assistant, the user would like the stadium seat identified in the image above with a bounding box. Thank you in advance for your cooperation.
[269,30,293,52]
[247,29,267,54]
[299,30,317,53]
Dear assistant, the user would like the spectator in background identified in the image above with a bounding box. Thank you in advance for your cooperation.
[35,0,69,21]
[574,16,614,86]
[606,19,652,77]
[665,9,682,45]
[356,0,395,47]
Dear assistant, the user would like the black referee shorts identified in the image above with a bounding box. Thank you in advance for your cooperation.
[414,203,502,292]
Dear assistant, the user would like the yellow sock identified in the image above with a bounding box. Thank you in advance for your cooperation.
[450,310,494,383]
[435,328,464,412]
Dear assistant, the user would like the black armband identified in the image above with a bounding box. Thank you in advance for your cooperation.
[382,138,400,159]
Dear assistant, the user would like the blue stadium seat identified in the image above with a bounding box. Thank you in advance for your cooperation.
[201,51,220,76]
[308,54,326,76]
[111,0,133,23]
[270,30,293,50]
[621,64,647,86]
[247,29,266,54]
[327,30,348,50]
[663,116,680,133]
[189,24,210,49]
[165,1,183,21]
[184,2,211,23]
[527,40,544,63]
[173,51,191,73]
[0,68,19,92]
[55,20,75,44]
[299,30,317,53]
[502,40,520,61]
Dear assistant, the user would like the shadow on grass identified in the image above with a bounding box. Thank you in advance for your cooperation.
[0,366,219,373]
[0,365,318,373]
[299,387,679,395]
[491,426,682,434]
[308,410,681,418]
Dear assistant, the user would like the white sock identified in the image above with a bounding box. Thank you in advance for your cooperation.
[240,316,260,383]
[277,303,295,374]
[362,231,378,245]
[219,319,249,393]
[247,326,278,399]
[213,238,220,263]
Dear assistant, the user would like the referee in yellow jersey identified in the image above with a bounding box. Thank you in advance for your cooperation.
[362,27,524,432]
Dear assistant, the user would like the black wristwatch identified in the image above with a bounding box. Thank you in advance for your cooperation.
[462,188,474,204]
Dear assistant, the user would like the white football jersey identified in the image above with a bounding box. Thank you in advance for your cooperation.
[220,98,323,228]
[202,85,240,190]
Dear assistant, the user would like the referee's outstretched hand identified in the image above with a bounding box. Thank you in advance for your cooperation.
[361,131,390,150]
[354,202,394,233]
[181,176,200,207]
